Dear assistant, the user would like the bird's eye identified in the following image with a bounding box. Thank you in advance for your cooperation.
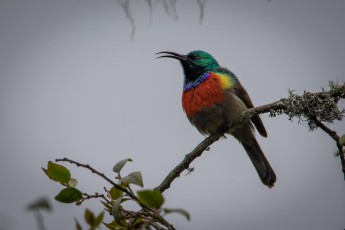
[193,55,200,60]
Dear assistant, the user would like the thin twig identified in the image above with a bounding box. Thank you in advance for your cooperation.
[77,192,110,206]
[312,117,339,142]
[311,117,345,176]
[82,192,107,200]
[55,158,136,199]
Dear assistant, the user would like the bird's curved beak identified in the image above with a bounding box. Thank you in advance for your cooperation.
[156,51,189,62]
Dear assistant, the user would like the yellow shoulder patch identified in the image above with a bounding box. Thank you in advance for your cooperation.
[217,73,233,90]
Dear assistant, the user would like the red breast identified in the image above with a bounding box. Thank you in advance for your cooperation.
[182,74,225,117]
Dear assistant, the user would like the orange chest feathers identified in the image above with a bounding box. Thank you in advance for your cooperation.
[182,74,225,117]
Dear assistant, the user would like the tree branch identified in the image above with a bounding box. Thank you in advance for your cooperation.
[155,128,226,193]
[156,82,345,193]
[240,81,345,126]
[311,117,345,177]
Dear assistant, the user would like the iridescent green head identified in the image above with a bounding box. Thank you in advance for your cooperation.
[156,50,220,84]
[185,50,219,73]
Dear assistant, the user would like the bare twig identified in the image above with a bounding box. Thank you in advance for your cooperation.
[82,192,107,200]
[311,117,345,177]
[76,192,110,206]
[155,128,226,192]
[312,117,340,142]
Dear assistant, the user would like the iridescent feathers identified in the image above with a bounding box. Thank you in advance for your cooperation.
[156,50,276,187]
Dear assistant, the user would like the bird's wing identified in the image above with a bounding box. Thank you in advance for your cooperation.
[217,68,268,137]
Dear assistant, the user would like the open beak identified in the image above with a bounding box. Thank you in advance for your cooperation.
[156,51,189,62]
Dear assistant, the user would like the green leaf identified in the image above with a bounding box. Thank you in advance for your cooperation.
[112,196,127,227]
[68,178,78,187]
[55,187,82,203]
[103,220,123,230]
[43,161,71,184]
[74,218,83,230]
[163,208,191,221]
[132,217,143,227]
[94,211,105,227]
[110,186,124,200]
[113,158,132,173]
[137,190,164,209]
[339,134,345,146]
[101,200,113,213]
[120,171,143,187]
[84,208,95,226]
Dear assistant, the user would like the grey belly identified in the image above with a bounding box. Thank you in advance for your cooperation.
[187,91,249,136]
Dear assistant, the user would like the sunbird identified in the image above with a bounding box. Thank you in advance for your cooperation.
[157,50,276,187]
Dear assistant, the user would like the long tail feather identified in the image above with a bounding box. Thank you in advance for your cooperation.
[242,139,276,188]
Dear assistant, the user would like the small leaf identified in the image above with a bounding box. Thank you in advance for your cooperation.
[43,161,71,184]
[137,190,164,209]
[84,208,95,226]
[163,208,191,221]
[120,171,143,187]
[103,220,122,230]
[113,158,132,173]
[68,178,78,187]
[132,217,143,226]
[339,134,345,146]
[101,200,112,213]
[110,186,124,200]
[55,187,82,203]
[112,196,126,227]
[75,218,83,230]
[94,211,105,227]
[42,168,49,177]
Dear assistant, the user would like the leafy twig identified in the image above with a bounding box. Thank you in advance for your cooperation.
[55,158,137,199]
[55,158,175,230]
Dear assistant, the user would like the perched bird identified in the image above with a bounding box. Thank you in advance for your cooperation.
[156,50,276,187]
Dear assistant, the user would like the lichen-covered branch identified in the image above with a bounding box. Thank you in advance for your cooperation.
[156,81,345,193]
[240,81,345,128]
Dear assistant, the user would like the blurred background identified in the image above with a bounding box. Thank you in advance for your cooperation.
[1,0,345,229]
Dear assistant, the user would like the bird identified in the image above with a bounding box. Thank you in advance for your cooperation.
[156,50,276,188]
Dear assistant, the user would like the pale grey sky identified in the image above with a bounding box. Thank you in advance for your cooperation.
[1,1,345,229]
